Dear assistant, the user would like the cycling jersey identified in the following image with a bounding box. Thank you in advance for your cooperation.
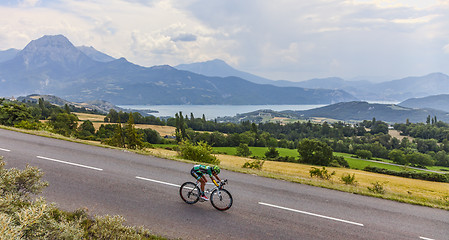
[191,164,213,180]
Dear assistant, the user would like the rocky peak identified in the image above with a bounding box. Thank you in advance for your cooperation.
[16,34,95,71]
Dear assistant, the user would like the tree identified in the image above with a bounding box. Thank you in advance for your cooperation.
[297,138,334,166]
[434,150,449,167]
[265,146,280,159]
[236,143,252,157]
[355,149,372,159]
[0,102,35,126]
[77,120,96,139]
[48,113,78,136]
[405,152,435,166]
[123,112,143,149]
[388,149,407,165]
[140,128,162,144]
[175,112,187,141]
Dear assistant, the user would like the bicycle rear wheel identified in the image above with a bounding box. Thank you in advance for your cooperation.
[180,182,200,204]
[210,189,233,211]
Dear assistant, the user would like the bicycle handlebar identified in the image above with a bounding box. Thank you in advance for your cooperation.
[219,179,228,188]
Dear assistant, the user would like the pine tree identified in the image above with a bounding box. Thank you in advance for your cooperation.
[124,112,143,149]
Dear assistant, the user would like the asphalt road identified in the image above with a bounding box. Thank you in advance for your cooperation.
[0,128,448,240]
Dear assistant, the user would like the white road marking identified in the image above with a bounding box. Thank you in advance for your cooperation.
[259,202,364,227]
[419,237,435,240]
[0,147,11,152]
[135,176,181,188]
[36,156,103,171]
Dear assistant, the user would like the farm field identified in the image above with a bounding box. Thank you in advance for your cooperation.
[213,146,421,172]
[75,113,176,136]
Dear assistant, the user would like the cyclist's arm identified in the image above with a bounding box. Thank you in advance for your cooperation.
[211,173,221,184]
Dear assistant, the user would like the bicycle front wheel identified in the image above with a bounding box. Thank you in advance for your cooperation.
[210,189,233,211]
[180,182,200,204]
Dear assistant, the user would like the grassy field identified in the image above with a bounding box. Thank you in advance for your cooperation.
[146,147,449,210]
[213,146,420,172]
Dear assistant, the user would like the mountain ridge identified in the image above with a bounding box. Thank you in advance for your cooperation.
[0,35,357,105]
[286,101,449,123]
[177,59,449,102]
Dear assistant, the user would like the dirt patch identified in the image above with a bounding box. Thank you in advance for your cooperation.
[389,129,413,141]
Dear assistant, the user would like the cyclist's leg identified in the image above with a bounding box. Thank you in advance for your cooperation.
[198,175,207,194]
[191,168,205,193]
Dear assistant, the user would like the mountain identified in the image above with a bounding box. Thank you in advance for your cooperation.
[77,46,115,62]
[399,94,449,112]
[286,101,449,123]
[292,73,449,102]
[0,35,100,96]
[0,35,357,105]
[0,48,20,63]
[175,59,274,85]
[0,46,114,64]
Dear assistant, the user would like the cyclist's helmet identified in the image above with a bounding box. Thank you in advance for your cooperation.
[212,165,220,174]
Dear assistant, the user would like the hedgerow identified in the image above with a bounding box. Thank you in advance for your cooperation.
[364,166,449,183]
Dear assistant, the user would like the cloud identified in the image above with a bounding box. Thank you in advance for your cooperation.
[444,44,449,54]
[171,33,197,42]
[18,0,40,7]
[0,0,448,81]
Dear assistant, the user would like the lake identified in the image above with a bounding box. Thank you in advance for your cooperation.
[117,104,326,120]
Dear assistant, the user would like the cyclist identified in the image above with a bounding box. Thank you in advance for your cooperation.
[190,165,221,201]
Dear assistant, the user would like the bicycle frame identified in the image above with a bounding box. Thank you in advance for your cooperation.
[195,179,227,196]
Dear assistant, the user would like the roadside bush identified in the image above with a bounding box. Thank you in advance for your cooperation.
[178,140,219,164]
[242,160,265,170]
[309,167,335,180]
[14,120,41,130]
[0,157,165,240]
[340,173,357,185]
[367,181,387,194]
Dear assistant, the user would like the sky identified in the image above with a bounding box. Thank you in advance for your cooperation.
[1,0,448,82]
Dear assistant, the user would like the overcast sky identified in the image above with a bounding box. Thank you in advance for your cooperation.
[1,0,448,82]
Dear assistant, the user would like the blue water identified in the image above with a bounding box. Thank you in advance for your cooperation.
[118,104,326,120]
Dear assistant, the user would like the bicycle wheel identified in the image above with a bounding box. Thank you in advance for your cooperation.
[180,182,200,204]
[210,189,233,211]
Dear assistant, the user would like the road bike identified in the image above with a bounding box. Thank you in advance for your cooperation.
[179,179,233,211]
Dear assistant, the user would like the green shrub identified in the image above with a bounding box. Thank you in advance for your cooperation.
[242,160,265,170]
[236,143,252,157]
[298,139,334,166]
[367,181,387,194]
[355,149,372,159]
[0,157,165,240]
[178,140,219,164]
[309,167,335,180]
[329,156,349,168]
[340,173,357,185]
[265,146,280,159]
[364,166,449,183]
[14,120,41,130]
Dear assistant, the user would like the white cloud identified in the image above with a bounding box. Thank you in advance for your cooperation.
[444,44,449,54]
[18,0,40,8]
[0,0,448,81]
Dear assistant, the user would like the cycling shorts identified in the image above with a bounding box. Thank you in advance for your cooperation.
[190,168,203,180]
